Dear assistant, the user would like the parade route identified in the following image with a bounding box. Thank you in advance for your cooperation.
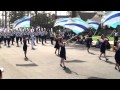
[0,41,120,79]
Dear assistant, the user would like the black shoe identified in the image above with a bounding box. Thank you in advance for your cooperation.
[115,67,117,70]
[63,66,67,69]
[60,64,63,67]
[99,57,101,60]
[106,59,109,61]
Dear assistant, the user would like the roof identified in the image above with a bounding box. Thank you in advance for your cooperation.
[89,14,102,22]
[78,12,96,21]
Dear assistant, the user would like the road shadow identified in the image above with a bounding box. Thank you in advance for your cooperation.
[16,63,38,67]
[31,48,36,50]
[24,58,29,61]
[106,56,114,57]
[65,59,86,63]
[63,67,79,75]
[106,60,116,65]
[88,52,96,55]
[63,67,72,74]
[88,77,106,79]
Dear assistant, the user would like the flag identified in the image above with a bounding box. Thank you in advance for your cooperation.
[13,16,30,30]
[54,18,70,27]
[63,17,90,34]
[102,11,120,28]
[87,20,100,30]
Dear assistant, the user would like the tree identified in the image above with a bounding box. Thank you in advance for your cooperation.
[31,12,54,29]
[9,11,26,24]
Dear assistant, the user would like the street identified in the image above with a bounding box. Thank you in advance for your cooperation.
[0,41,120,79]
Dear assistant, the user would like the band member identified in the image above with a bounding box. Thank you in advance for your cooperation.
[27,28,30,44]
[30,33,35,50]
[19,29,23,44]
[41,28,44,45]
[10,30,15,45]
[15,29,20,47]
[23,36,28,59]
[13,29,16,42]
[3,30,7,46]
[99,34,109,61]
[59,38,66,69]
[44,28,48,43]
[50,29,54,45]
[38,28,41,42]
[0,31,2,48]
[34,28,39,44]
[6,30,11,47]
[54,35,60,55]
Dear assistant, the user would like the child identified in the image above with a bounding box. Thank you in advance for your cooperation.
[114,43,120,72]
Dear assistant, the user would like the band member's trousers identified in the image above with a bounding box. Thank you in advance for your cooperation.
[10,36,14,45]
[16,37,19,45]
[50,37,54,45]
[41,36,44,45]
[4,38,7,45]
[31,40,35,48]
[7,38,11,46]
[36,36,39,43]
[44,35,47,43]
[19,37,22,44]
[39,35,41,42]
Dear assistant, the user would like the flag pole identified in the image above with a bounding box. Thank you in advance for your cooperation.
[108,30,115,39]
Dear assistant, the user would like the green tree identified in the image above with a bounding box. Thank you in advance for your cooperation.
[9,11,26,24]
[31,12,54,28]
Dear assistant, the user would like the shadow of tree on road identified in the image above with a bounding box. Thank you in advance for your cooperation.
[65,60,86,63]
[88,77,106,79]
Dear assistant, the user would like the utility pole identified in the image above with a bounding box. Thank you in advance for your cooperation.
[71,11,77,17]
[5,11,7,28]
[55,11,57,19]
[2,11,4,28]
